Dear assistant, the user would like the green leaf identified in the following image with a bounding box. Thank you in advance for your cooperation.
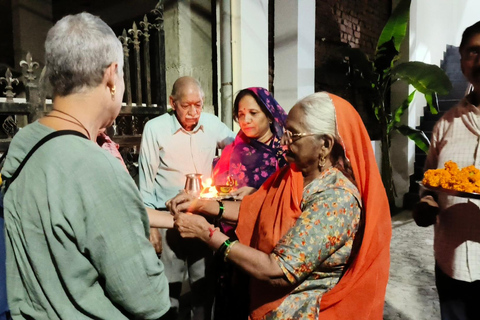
[395,125,430,153]
[374,39,399,77]
[424,93,439,115]
[392,61,453,95]
[387,90,416,134]
[377,0,411,52]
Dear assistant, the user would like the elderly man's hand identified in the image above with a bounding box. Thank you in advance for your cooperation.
[167,192,201,215]
[173,212,211,242]
[412,195,440,227]
[149,227,162,255]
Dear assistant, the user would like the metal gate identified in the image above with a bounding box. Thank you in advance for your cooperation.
[0,0,167,179]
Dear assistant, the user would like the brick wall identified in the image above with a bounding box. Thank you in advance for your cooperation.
[316,0,390,68]
[315,0,391,139]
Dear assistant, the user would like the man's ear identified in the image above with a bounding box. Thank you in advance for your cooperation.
[169,96,176,110]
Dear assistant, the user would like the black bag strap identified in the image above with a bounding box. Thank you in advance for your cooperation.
[3,130,88,193]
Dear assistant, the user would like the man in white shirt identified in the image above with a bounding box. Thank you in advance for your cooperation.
[413,21,480,320]
[139,76,235,319]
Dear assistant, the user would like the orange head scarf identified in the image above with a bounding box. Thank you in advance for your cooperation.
[236,92,391,320]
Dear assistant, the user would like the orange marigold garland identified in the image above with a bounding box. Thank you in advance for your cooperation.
[423,161,480,193]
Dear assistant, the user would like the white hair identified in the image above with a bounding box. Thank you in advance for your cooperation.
[45,12,123,96]
[295,92,338,139]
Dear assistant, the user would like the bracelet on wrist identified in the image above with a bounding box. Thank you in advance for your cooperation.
[216,199,224,220]
[223,240,239,262]
[208,226,219,238]
[217,238,232,256]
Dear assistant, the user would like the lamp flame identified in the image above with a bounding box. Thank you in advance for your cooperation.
[200,178,218,199]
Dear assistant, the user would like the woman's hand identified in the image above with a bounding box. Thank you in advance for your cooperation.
[173,212,211,243]
[230,186,257,200]
[167,192,221,218]
[166,192,199,215]
[412,195,440,227]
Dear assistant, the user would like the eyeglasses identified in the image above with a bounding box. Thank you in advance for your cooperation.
[282,129,316,145]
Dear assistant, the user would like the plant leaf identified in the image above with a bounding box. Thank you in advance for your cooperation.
[395,125,430,153]
[392,61,452,95]
[424,93,439,115]
[374,39,399,76]
[377,0,412,52]
[387,90,416,134]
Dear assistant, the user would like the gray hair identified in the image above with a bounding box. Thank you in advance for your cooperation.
[295,92,338,138]
[45,12,123,96]
[170,76,205,101]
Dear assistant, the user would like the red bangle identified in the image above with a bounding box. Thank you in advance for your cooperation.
[209,226,219,238]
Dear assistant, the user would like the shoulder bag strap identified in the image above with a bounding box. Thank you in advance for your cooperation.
[3,130,88,193]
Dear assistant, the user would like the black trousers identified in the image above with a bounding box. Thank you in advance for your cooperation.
[435,263,480,320]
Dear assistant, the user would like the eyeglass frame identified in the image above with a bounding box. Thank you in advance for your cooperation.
[282,129,317,145]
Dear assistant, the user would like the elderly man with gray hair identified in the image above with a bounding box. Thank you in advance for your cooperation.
[2,12,169,319]
[139,76,235,319]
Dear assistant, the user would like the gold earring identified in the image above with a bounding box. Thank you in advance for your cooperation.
[110,85,116,98]
[318,156,326,170]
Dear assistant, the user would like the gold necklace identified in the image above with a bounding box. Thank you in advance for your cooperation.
[45,109,91,140]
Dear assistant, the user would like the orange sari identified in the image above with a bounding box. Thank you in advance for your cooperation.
[236,93,391,319]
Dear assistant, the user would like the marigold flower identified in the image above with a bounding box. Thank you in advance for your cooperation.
[423,161,480,193]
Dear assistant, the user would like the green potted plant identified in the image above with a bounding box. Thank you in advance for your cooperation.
[339,0,452,207]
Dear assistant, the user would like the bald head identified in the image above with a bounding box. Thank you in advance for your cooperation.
[170,76,205,101]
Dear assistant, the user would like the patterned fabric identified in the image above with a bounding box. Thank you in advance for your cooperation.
[236,93,391,320]
[318,93,390,320]
[212,87,287,189]
[424,94,480,282]
[97,132,128,172]
[262,167,361,320]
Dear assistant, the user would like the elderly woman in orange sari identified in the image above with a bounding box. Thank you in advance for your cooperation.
[168,92,391,319]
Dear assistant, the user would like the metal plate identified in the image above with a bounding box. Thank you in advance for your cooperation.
[199,195,239,201]
[419,182,480,200]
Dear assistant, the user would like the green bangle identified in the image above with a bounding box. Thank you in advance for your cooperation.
[216,199,224,220]
[224,240,238,262]
[217,239,232,256]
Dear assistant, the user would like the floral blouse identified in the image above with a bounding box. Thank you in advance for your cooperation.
[264,167,362,320]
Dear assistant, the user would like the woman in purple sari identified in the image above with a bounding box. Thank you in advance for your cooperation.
[210,87,287,320]
[213,87,287,192]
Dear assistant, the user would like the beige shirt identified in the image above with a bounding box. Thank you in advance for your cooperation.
[138,112,235,208]
[425,95,480,282]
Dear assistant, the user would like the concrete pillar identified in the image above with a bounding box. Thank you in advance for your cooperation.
[231,0,269,95]
[273,0,315,112]
[11,0,53,69]
[164,0,214,113]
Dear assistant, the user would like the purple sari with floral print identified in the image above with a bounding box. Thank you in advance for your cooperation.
[212,87,287,189]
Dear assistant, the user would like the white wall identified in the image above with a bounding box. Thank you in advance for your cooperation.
[397,0,480,206]
[230,0,315,117]
[273,0,315,112]
[231,0,269,93]
[409,0,479,125]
